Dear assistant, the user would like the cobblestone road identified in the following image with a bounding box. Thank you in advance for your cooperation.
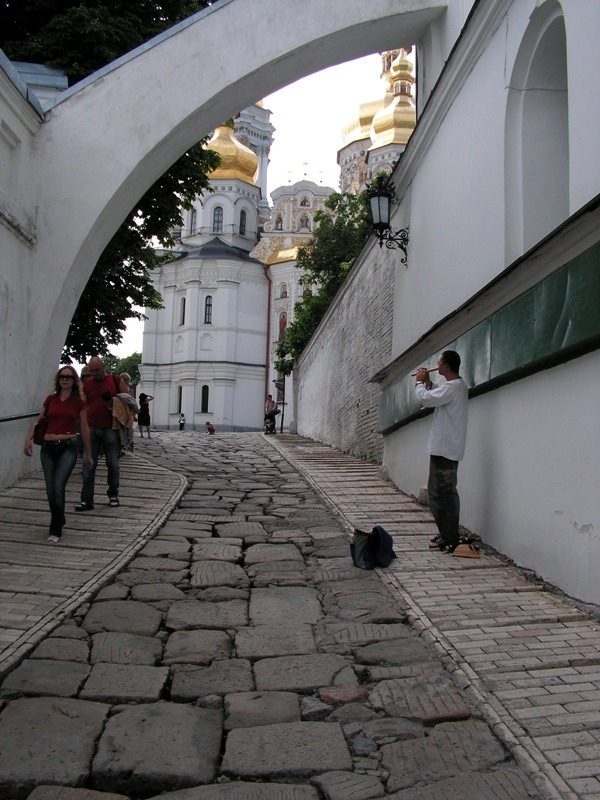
[0,432,597,800]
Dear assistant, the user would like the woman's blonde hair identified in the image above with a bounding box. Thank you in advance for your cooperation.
[53,365,85,400]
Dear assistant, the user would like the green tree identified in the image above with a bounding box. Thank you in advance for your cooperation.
[0,0,220,362]
[275,192,371,375]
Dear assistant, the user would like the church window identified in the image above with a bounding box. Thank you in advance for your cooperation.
[201,385,209,413]
[190,209,197,235]
[212,206,223,234]
[177,386,183,413]
[179,297,186,326]
[239,210,247,236]
[204,295,213,324]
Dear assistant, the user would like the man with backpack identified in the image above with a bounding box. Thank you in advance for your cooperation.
[75,356,128,512]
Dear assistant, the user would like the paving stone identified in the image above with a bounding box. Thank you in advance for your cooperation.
[369,677,471,722]
[311,770,385,800]
[385,768,534,799]
[361,717,425,743]
[163,629,231,664]
[165,599,248,630]
[170,660,254,702]
[30,637,89,662]
[145,783,320,799]
[80,663,169,702]
[81,601,162,636]
[327,703,381,722]
[236,625,317,659]
[301,696,333,720]
[245,544,303,564]
[353,636,434,666]
[250,587,322,626]
[95,584,130,600]
[0,659,90,698]
[255,654,353,692]
[91,632,162,665]
[192,542,243,562]
[224,691,300,729]
[27,788,130,799]
[190,561,250,588]
[326,623,412,646]
[194,586,249,602]
[221,721,352,779]
[115,569,187,586]
[138,539,191,557]
[128,556,188,571]
[381,720,506,792]
[251,571,309,587]
[318,685,368,705]
[131,583,186,601]
[216,522,268,541]
[0,697,108,796]
[92,702,222,795]
[48,624,90,640]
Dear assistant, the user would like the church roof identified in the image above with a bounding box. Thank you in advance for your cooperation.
[174,237,261,263]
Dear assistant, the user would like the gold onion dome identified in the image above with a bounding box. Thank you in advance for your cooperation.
[209,125,259,184]
[369,50,416,150]
[341,97,385,147]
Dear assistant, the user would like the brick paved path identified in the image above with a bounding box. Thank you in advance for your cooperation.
[0,432,597,800]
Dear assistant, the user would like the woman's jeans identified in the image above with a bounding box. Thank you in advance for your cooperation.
[81,427,120,505]
[428,454,460,546]
[40,440,78,536]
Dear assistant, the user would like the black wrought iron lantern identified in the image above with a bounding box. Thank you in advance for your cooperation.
[366,174,409,263]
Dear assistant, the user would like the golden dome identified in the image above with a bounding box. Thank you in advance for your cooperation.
[369,51,416,150]
[342,97,385,147]
[209,125,259,184]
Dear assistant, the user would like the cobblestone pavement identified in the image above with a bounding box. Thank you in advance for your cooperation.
[0,432,598,800]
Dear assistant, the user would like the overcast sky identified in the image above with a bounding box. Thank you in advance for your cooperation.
[114,53,386,357]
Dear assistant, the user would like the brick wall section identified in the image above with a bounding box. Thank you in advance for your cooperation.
[295,245,395,463]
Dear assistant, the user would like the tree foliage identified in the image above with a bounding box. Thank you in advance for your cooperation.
[0,0,220,362]
[275,192,371,375]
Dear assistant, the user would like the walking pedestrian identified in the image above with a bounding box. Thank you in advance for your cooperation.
[24,366,93,543]
[205,421,216,434]
[75,356,128,511]
[414,350,468,553]
[179,413,186,431]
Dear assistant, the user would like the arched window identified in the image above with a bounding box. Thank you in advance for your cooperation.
[239,209,247,236]
[280,284,288,298]
[212,206,223,234]
[201,385,209,413]
[204,295,213,324]
[179,297,186,326]
[177,386,183,413]
[190,209,197,235]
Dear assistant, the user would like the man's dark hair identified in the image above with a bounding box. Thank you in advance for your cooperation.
[441,350,461,373]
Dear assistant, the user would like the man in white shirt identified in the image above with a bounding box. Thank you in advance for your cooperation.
[415,351,468,553]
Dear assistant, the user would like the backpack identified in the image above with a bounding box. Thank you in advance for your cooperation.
[350,525,397,570]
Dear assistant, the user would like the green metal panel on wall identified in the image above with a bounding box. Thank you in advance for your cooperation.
[380,242,600,434]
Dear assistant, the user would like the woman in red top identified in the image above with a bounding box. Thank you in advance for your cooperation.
[24,366,93,543]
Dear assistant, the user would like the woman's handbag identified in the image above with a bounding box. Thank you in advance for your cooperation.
[33,415,48,446]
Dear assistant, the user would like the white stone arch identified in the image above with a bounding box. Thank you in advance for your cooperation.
[505,0,569,261]
[2,0,445,487]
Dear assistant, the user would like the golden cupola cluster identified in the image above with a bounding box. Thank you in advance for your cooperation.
[369,50,416,150]
[208,124,259,184]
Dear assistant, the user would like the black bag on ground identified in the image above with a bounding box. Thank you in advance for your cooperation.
[350,525,397,570]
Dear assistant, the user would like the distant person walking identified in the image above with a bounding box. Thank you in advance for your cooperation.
[205,421,216,434]
[264,394,279,434]
[137,393,154,438]
[120,372,134,396]
[76,356,128,511]
[414,350,468,553]
[24,366,93,543]
[179,413,186,431]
